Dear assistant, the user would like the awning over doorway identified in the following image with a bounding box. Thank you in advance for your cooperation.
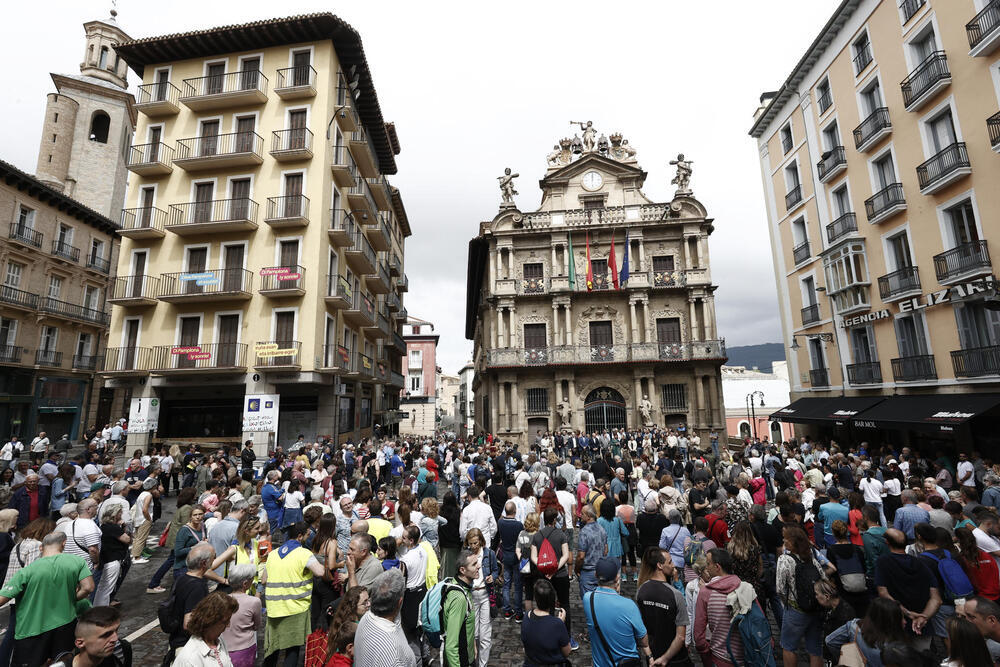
[850,394,1000,433]
[770,396,887,425]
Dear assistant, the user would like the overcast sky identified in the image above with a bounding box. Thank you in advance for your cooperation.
[0,0,841,375]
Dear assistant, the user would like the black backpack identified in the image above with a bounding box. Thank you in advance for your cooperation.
[793,555,822,613]
[157,588,180,634]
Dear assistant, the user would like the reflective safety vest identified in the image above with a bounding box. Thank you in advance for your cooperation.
[264,545,313,617]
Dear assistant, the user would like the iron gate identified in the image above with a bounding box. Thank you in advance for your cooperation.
[584,387,627,433]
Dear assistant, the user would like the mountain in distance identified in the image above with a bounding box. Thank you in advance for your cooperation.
[724,343,785,373]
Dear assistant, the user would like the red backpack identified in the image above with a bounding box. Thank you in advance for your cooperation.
[536,528,559,576]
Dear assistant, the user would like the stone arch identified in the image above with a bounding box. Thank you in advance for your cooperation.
[90,111,110,143]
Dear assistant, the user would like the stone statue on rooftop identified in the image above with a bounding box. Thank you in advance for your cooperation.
[670,153,694,194]
[498,167,519,204]
[571,120,597,152]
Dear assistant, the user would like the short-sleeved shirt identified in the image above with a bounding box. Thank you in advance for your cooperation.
[583,587,646,667]
[0,553,92,639]
[577,522,606,571]
[637,579,691,665]
[521,610,570,665]
[874,552,937,613]
[56,518,101,571]
[688,488,708,519]
[531,526,568,577]
[169,573,210,647]
[100,523,128,563]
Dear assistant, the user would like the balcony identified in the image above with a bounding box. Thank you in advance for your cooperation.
[521,275,546,294]
[397,274,409,292]
[968,0,1000,56]
[853,108,892,152]
[126,142,174,176]
[386,291,400,312]
[108,275,160,307]
[801,303,821,325]
[853,43,873,75]
[345,230,377,275]
[785,185,803,212]
[934,241,991,284]
[826,212,858,244]
[259,265,305,298]
[72,355,101,372]
[344,287,375,327]
[847,361,883,385]
[158,269,253,303]
[374,358,389,383]
[901,51,950,111]
[135,81,181,116]
[389,370,405,388]
[809,368,830,387]
[877,266,921,302]
[901,0,925,23]
[151,343,248,373]
[253,340,301,371]
[865,183,906,224]
[368,176,392,211]
[318,344,351,373]
[366,263,391,294]
[330,145,357,187]
[264,195,309,228]
[51,240,80,263]
[180,70,267,111]
[86,254,111,274]
[892,354,937,382]
[325,275,352,309]
[818,89,833,114]
[484,340,727,368]
[347,178,378,222]
[782,134,793,154]
[173,132,264,171]
[917,142,971,194]
[393,332,406,354]
[274,65,317,99]
[328,208,356,245]
[120,207,167,239]
[167,198,259,235]
[101,347,152,375]
[348,126,378,178]
[270,128,313,162]
[365,213,392,252]
[40,297,108,325]
[989,112,1000,152]
[792,240,811,265]
[369,311,392,340]
[35,350,62,367]
[0,346,24,365]
[8,223,42,249]
[817,146,847,183]
[389,255,402,277]
[334,81,360,132]
[0,286,39,311]
[394,306,408,321]
[952,346,1000,377]
[357,353,374,379]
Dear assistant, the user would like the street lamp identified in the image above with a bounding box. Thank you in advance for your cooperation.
[745,391,765,440]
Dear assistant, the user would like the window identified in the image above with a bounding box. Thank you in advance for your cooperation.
[886,232,913,270]
[850,326,877,363]
[927,109,957,153]
[955,302,1000,349]
[791,217,808,245]
[409,373,423,394]
[873,152,896,189]
[817,80,832,113]
[895,313,929,357]
[360,398,372,429]
[411,325,421,335]
[853,32,873,74]
[861,80,883,116]
[526,388,549,414]
[76,333,92,357]
[98,46,108,69]
[0,318,17,346]
[825,242,869,293]
[91,239,105,264]
[57,224,73,246]
[656,318,682,343]
[523,263,543,279]
[590,258,608,277]
[4,262,23,287]
[523,323,547,349]
[822,121,841,151]
[785,163,801,190]
[652,256,675,272]
[802,276,818,307]
[661,384,688,411]
[808,338,826,371]
[337,396,354,434]
[83,285,100,311]
[832,185,851,216]
[589,321,613,347]
[48,275,63,299]
[911,28,937,63]
[409,349,422,368]
[40,326,58,352]
[946,200,979,246]
[89,111,110,143]
[16,206,34,232]
[780,124,793,153]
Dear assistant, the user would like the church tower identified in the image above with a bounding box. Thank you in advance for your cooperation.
[34,9,135,219]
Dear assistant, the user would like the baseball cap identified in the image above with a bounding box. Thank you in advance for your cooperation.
[595,556,620,583]
[90,481,109,494]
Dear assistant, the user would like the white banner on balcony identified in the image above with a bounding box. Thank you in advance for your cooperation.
[244,394,280,433]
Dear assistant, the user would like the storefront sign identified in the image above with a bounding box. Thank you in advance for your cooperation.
[840,309,890,328]
[244,394,280,433]
[128,397,160,434]
[898,276,996,313]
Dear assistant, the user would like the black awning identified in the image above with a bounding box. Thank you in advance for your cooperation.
[850,394,1000,433]
[770,396,887,425]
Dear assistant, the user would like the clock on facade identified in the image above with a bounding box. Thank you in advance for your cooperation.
[581,170,603,191]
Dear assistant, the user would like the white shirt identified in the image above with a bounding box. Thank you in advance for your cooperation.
[883,478,902,496]
[0,441,20,461]
[556,490,576,530]
[974,527,1000,565]
[859,478,885,503]
[399,543,427,589]
[132,490,152,528]
[458,498,497,543]
[958,461,976,487]
[101,495,132,530]
[159,454,174,473]
[55,517,101,571]
[172,636,234,667]
[514,470,531,490]
[284,490,304,509]
[30,436,49,453]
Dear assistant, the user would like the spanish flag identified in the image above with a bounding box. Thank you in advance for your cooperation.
[609,228,620,290]
[585,232,593,291]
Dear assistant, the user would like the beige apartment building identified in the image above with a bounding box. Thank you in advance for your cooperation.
[465,128,727,448]
[750,0,1000,451]
[108,13,410,451]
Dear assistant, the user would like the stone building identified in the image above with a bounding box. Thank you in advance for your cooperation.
[401,316,438,437]
[465,127,727,447]
[457,361,475,438]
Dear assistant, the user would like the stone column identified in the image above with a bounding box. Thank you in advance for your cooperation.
[551,245,557,276]
[564,305,573,345]
[708,373,721,427]
[507,248,514,280]
[704,295,716,340]
[497,307,506,348]
[490,313,497,349]
[695,375,706,430]
[689,299,699,341]
[489,247,496,287]
[510,381,519,432]
[633,376,643,427]
[552,303,560,346]
[629,301,638,343]
[696,235,705,268]
[637,238,645,272]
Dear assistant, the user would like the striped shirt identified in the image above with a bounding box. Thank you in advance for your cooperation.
[3,538,41,586]
[354,610,416,667]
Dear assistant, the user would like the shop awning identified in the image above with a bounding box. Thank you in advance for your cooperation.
[770,396,887,425]
[850,394,1000,433]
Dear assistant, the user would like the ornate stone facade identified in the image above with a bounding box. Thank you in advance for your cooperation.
[465,127,727,447]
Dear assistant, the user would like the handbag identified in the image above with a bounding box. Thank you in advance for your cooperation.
[589,592,642,667]
[836,624,867,667]
[158,524,170,548]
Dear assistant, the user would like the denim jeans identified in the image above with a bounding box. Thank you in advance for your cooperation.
[578,569,598,600]
[149,550,175,588]
[865,501,887,527]
[501,558,523,614]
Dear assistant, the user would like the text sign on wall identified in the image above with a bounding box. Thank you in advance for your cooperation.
[244,394,280,433]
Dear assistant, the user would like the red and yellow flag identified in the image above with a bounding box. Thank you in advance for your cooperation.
[609,228,620,290]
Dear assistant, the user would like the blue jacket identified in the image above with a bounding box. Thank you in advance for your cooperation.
[261,483,284,522]
[479,547,498,582]
[11,485,51,528]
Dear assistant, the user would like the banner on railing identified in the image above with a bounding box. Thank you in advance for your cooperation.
[260,267,301,280]
[254,342,297,357]
[180,272,219,286]
[244,394,279,433]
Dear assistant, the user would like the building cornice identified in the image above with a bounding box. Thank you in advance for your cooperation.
[51,73,138,127]
[0,159,119,236]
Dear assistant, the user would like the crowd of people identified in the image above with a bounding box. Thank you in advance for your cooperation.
[2,426,1000,667]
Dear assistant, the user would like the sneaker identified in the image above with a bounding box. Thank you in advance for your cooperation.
[132,557,149,564]
[504,610,513,620]
[514,613,523,623]
[146,586,167,594]
[569,638,580,652]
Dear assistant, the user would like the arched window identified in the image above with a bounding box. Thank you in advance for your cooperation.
[584,387,627,433]
[99,46,108,69]
[88,45,95,65]
[90,111,110,143]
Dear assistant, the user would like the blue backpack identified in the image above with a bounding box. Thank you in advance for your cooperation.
[922,551,974,601]
[727,600,776,667]
[420,578,471,648]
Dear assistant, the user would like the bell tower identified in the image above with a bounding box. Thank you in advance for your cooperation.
[34,9,135,219]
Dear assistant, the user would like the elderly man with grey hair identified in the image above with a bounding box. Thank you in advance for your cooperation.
[209,498,247,580]
[99,481,132,529]
[983,473,1000,510]
[164,541,216,664]
[54,496,102,572]
[353,568,416,667]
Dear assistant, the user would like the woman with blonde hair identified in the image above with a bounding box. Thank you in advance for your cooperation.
[211,514,264,591]
[419,497,447,549]
[516,512,540,613]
